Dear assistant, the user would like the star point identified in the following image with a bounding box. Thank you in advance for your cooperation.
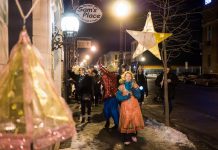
[127,12,172,60]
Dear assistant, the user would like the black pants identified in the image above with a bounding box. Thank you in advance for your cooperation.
[139,90,144,103]
[81,100,92,117]
[122,132,137,142]
[94,93,99,105]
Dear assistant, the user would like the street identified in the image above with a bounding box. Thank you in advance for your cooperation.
[60,79,218,150]
[1,1,217,150]
[60,102,195,150]
[59,78,218,150]
[143,78,218,150]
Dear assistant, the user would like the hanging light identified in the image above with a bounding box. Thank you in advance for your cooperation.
[61,15,79,32]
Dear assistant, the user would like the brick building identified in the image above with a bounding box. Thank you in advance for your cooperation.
[202,0,218,73]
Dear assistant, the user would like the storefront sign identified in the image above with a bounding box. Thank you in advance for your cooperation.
[76,4,103,23]
[77,40,92,48]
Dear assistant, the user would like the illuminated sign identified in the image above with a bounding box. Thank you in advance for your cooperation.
[205,0,212,5]
[76,4,103,23]
[77,40,92,48]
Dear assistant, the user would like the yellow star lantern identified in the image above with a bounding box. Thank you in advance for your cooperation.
[127,12,172,60]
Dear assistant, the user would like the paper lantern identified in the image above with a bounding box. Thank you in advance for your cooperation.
[0,30,76,149]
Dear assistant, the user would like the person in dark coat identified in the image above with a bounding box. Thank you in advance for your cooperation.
[68,68,80,103]
[92,69,101,106]
[135,66,148,107]
[78,67,94,123]
[155,67,178,114]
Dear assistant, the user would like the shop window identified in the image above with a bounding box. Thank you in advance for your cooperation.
[208,55,211,67]
[217,49,218,63]
[115,55,118,60]
[206,25,212,41]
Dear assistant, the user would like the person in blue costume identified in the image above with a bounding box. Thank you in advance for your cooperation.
[99,65,119,129]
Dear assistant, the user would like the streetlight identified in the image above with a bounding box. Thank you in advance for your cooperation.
[140,56,146,62]
[61,16,79,33]
[61,14,79,103]
[90,45,97,53]
[113,0,131,18]
[80,62,84,66]
[85,54,90,60]
[138,56,146,70]
[113,0,131,67]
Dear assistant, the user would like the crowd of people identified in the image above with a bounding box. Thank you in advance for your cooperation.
[68,64,177,145]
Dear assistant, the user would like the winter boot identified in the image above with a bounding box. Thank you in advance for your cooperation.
[88,117,91,123]
[111,124,118,130]
[81,117,85,123]
[104,120,110,128]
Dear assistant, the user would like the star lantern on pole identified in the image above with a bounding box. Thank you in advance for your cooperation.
[127,12,172,60]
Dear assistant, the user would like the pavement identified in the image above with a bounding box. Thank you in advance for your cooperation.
[58,101,196,150]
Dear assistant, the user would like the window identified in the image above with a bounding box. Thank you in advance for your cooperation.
[205,0,212,5]
[207,25,212,41]
[208,55,211,67]
[115,55,118,60]
[217,49,218,63]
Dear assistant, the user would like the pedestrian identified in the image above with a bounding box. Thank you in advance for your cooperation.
[99,64,119,129]
[135,66,148,107]
[69,66,80,103]
[92,69,101,106]
[155,66,178,114]
[116,71,144,145]
[78,67,94,123]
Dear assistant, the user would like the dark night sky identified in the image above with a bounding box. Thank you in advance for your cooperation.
[64,0,151,62]
[9,0,33,51]
[64,0,203,65]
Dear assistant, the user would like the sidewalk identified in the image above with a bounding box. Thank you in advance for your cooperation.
[59,102,196,150]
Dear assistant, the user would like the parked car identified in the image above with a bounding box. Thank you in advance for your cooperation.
[178,72,198,84]
[178,73,185,82]
[183,74,198,84]
[193,74,218,86]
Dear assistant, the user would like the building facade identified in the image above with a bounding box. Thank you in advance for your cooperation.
[100,51,131,68]
[202,0,218,73]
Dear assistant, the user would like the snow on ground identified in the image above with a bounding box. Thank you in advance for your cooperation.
[143,119,196,150]
[61,122,115,150]
[60,118,196,150]
[60,105,196,150]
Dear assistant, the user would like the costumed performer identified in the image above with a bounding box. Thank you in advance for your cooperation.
[116,71,144,145]
[99,64,119,129]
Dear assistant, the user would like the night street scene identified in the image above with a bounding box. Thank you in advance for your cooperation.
[1,0,218,150]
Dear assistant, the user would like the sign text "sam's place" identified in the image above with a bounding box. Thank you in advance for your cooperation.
[76,4,103,23]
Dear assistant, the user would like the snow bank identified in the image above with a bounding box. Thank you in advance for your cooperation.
[144,119,196,150]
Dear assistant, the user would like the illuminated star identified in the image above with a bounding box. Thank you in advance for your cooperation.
[127,12,172,60]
